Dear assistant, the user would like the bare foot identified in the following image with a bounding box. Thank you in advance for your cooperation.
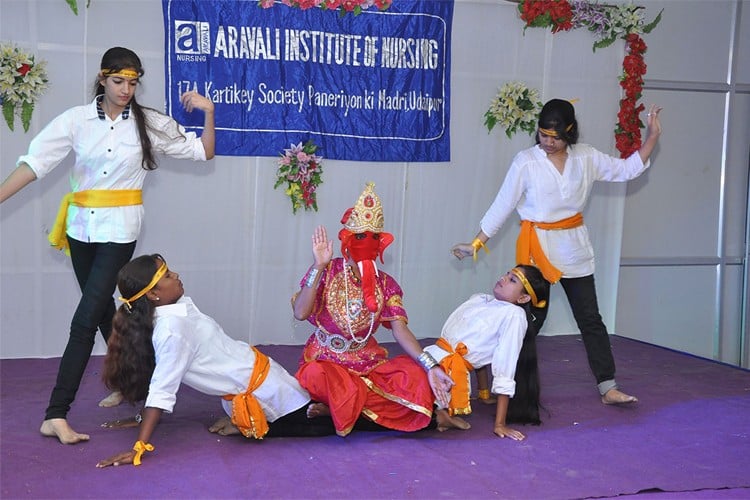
[306,402,331,418]
[208,416,241,436]
[98,391,123,408]
[40,418,90,444]
[602,388,638,405]
[435,409,471,432]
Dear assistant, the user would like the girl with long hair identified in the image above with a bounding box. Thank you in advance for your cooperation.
[97,254,334,468]
[425,264,549,440]
[0,47,215,444]
[453,99,662,405]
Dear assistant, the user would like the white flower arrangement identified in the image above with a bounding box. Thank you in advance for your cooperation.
[570,0,662,51]
[0,43,49,132]
[484,81,542,139]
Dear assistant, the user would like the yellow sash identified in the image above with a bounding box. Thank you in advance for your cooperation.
[516,212,584,284]
[222,347,271,439]
[436,338,474,416]
[48,189,143,255]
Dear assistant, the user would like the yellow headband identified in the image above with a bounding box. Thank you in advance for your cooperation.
[538,123,573,138]
[511,268,546,308]
[102,68,140,79]
[118,262,167,310]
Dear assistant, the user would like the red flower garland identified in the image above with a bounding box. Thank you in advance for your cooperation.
[615,33,647,158]
[516,0,653,157]
[519,0,573,33]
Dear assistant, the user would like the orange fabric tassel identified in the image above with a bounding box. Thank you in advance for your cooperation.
[222,347,271,439]
[436,338,474,416]
[516,212,584,284]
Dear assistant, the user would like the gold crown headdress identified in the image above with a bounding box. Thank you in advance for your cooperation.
[343,182,384,234]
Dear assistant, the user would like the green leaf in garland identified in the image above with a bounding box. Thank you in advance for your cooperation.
[483,112,497,133]
[65,0,79,15]
[2,101,15,132]
[21,101,34,132]
[642,9,663,34]
[593,36,617,52]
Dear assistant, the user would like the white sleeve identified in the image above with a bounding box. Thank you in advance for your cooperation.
[479,153,526,238]
[146,111,207,161]
[17,109,76,179]
[490,307,528,397]
[145,324,196,413]
[588,145,649,182]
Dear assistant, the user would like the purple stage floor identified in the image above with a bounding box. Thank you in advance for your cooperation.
[1,335,749,499]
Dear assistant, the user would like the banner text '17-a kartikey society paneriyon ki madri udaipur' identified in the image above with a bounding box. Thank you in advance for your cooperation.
[162,0,453,161]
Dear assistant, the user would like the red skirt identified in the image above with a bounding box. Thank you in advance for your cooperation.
[296,355,434,436]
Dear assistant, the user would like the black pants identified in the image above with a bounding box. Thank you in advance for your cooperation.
[265,405,337,437]
[44,237,136,420]
[265,405,413,437]
[533,274,616,388]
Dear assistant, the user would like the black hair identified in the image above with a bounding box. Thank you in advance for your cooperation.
[101,253,165,404]
[94,47,183,172]
[506,264,550,425]
[536,98,579,145]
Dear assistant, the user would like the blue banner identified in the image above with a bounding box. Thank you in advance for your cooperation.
[162,0,453,161]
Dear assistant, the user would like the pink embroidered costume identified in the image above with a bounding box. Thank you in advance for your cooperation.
[293,183,446,436]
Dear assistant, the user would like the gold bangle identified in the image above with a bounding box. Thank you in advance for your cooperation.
[478,389,491,400]
[470,238,489,261]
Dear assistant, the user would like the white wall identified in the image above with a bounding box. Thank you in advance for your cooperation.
[1,0,747,366]
[615,0,749,367]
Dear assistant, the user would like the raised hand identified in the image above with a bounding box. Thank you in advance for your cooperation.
[180,90,215,114]
[312,225,334,269]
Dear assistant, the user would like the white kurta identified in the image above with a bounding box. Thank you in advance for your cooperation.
[145,297,310,422]
[425,294,527,397]
[479,144,649,278]
[18,99,207,243]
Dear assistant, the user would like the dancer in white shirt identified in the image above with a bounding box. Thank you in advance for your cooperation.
[453,99,662,405]
[0,47,215,444]
[424,265,549,440]
[97,254,335,468]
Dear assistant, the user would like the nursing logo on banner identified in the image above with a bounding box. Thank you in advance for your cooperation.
[162,0,453,162]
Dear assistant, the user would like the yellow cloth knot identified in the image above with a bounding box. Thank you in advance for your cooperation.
[222,347,271,439]
[470,238,489,262]
[516,213,584,284]
[48,189,143,255]
[436,338,474,416]
[132,440,154,466]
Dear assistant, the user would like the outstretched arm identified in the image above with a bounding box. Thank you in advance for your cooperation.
[451,230,489,261]
[96,407,162,468]
[0,163,37,203]
[180,91,216,160]
[391,319,453,408]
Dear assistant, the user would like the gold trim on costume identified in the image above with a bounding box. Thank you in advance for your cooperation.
[360,376,433,418]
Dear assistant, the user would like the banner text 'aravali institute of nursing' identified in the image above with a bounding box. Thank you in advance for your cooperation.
[162,0,454,162]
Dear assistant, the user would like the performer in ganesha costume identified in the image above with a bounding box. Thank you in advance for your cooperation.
[292,182,464,436]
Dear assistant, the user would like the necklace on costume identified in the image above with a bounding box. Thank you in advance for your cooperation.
[343,263,376,344]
